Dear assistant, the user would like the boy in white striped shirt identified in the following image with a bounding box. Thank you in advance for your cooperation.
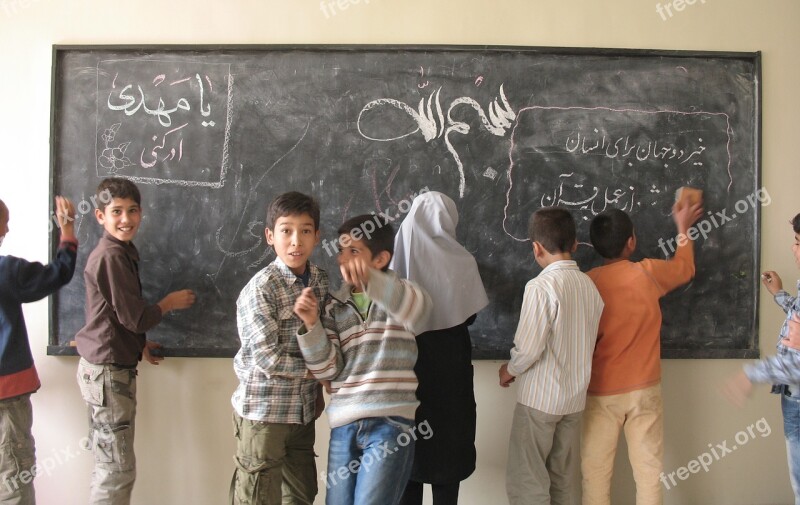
[499,207,604,505]
[294,214,431,505]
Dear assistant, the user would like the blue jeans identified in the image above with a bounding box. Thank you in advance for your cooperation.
[325,417,415,505]
[783,395,800,505]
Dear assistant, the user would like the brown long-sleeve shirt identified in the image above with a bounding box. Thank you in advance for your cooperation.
[75,232,162,366]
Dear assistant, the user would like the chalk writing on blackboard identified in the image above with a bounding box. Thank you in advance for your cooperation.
[95,60,234,188]
[357,85,516,198]
[502,106,733,242]
[49,47,760,360]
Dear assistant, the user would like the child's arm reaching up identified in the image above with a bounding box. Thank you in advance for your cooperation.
[9,197,78,303]
[762,270,796,314]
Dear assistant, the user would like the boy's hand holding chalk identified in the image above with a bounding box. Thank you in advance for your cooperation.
[761,270,783,295]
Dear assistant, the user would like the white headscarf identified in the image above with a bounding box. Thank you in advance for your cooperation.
[391,191,489,334]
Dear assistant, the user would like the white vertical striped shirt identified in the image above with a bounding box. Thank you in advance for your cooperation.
[507,260,604,415]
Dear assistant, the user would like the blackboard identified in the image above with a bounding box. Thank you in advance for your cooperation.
[48,45,761,359]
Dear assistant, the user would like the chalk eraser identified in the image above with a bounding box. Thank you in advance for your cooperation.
[675,186,703,207]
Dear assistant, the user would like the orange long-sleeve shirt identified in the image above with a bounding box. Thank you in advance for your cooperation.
[586,241,695,396]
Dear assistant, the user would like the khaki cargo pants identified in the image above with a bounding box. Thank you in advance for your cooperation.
[0,393,35,505]
[230,412,317,505]
[77,358,137,505]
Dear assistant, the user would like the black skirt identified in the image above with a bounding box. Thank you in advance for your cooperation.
[408,315,477,485]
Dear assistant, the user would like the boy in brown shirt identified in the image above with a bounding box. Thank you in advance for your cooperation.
[75,177,195,504]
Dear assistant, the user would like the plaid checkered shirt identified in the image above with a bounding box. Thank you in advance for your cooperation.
[745,280,800,389]
[231,257,329,424]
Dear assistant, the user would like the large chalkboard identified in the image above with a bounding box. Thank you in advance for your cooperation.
[48,45,761,359]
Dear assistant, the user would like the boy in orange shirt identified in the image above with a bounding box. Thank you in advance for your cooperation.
[581,200,701,505]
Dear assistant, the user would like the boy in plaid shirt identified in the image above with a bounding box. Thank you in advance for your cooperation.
[230,192,329,505]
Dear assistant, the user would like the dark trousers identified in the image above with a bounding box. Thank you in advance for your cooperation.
[399,480,460,505]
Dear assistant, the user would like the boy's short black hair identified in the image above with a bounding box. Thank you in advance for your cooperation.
[97,177,140,211]
[590,209,635,259]
[793,213,800,234]
[528,207,576,254]
[338,214,394,271]
[266,192,320,230]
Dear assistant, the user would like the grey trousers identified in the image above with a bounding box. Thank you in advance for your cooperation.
[0,393,35,505]
[506,402,581,505]
[77,358,137,505]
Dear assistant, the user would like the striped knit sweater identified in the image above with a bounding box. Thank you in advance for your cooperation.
[297,268,431,429]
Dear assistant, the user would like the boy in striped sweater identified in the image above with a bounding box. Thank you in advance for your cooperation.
[294,214,431,505]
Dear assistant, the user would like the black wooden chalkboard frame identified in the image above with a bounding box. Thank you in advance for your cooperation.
[47,44,762,359]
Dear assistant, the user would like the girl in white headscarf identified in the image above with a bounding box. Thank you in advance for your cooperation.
[392,191,489,505]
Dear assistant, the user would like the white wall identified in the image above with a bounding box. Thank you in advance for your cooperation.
[0,0,798,503]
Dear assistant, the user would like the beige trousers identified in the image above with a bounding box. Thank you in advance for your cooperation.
[77,358,137,505]
[581,384,663,505]
[0,393,35,505]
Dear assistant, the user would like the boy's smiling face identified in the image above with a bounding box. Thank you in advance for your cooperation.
[266,213,320,275]
[95,197,141,243]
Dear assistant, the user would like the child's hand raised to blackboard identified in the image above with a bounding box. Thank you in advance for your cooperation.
[761,270,783,295]
[55,196,76,241]
[294,287,320,330]
[158,289,196,314]
[672,199,704,237]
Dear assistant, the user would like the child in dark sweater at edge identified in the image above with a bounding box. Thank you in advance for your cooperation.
[293,214,431,505]
[0,196,78,504]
